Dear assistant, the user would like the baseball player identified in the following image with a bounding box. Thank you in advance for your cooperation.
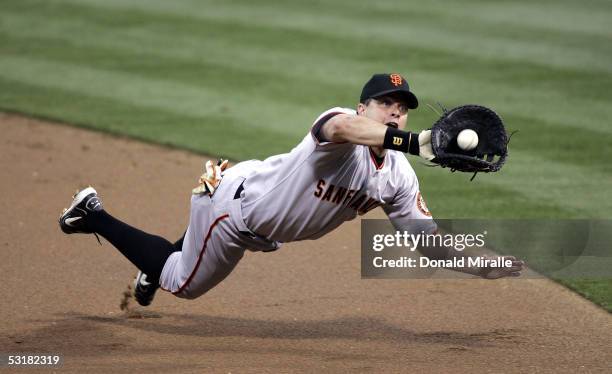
[59,73,524,306]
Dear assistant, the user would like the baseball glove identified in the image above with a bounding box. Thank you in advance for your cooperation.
[429,105,508,179]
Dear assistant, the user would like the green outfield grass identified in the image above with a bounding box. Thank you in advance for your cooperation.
[1,0,610,310]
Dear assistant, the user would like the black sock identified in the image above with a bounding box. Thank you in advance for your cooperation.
[87,210,177,283]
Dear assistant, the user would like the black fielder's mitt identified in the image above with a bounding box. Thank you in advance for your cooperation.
[430,105,508,178]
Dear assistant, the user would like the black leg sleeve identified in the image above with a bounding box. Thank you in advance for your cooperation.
[87,210,176,280]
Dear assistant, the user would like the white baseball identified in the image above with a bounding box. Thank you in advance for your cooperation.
[457,129,479,151]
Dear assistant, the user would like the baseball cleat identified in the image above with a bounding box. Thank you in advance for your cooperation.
[133,271,159,306]
[59,186,103,235]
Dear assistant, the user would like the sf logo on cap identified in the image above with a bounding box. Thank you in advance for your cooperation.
[390,74,403,86]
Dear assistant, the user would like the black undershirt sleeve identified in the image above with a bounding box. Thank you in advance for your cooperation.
[311,112,342,143]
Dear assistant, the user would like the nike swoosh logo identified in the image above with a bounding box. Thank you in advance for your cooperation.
[65,217,82,226]
[138,274,151,286]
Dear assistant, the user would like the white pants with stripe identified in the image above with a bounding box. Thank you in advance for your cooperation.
[159,174,279,299]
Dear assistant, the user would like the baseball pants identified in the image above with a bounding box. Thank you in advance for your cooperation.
[160,175,279,299]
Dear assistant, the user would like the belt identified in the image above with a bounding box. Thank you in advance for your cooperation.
[232,180,278,252]
[232,180,257,239]
[233,181,245,200]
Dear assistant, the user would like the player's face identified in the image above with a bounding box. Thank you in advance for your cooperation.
[357,94,409,129]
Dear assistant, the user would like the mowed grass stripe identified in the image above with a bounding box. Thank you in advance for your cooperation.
[51,0,612,74]
[0,31,354,122]
[412,151,612,218]
[498,113,612,174]
[2,3,610,136]
[310,0,612,37]
[411,164,577,218]
[470,153,612,215]
[4,1,606,104]
[0,55,318,138]
[0,78,296,159]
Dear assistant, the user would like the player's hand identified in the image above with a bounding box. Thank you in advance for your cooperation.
[418,130,435,161]
[479,255,525,279]
[192,158,229,196]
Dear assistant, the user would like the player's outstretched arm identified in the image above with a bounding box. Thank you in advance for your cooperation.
[321,114,434,160]
[321,114,387,146]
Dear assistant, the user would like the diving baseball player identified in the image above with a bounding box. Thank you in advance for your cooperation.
[59,73,524,306]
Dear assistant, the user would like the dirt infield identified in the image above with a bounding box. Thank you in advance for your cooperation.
[1,113,610,373]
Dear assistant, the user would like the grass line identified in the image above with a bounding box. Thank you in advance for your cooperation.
[47,0,612,74]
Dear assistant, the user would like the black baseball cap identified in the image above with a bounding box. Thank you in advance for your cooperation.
[360,73,418,109]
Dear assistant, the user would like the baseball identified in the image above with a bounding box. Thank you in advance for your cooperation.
[457,129,479,151]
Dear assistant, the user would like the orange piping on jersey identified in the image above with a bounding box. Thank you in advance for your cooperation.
[172,214,230,295]
[416,192,432,217]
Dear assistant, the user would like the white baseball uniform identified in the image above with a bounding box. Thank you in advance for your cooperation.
[160,107,437,298]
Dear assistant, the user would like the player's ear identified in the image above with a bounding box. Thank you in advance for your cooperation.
[357,102,366,115]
